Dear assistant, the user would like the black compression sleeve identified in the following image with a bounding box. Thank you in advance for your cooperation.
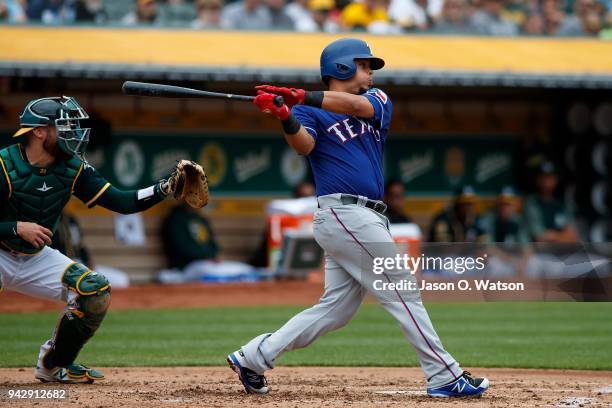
[281,114,301,134]
[303,91,324,108]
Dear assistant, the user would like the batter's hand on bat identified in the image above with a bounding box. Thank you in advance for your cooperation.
[254,91,291,120]
[16,221,53,248]
[255,85,305,107]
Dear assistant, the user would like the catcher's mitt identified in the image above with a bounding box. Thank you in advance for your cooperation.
[164,160,209,208]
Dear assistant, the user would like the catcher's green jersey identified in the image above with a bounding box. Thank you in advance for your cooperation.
[0,143,110,254]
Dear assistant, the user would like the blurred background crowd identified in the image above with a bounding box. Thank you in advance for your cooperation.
[1,0,612,37]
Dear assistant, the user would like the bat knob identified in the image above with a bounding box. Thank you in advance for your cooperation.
[272,96,284,107]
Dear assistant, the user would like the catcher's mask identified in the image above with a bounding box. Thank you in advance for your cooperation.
[13,96,90,161]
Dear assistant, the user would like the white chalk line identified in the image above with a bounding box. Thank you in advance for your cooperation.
[372,390,427,396]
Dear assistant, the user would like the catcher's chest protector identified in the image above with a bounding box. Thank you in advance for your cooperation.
[0,144,82,254]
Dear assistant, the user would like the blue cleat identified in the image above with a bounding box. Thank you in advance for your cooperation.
[427,371,489,398]
[227,350,269,394]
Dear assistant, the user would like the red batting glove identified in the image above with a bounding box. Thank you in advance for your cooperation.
[255,85,305,107]
[253,91,291,120]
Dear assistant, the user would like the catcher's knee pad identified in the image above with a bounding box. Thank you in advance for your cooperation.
[62,263,110,297]
[43,264,111,369]
[63,263,111,329]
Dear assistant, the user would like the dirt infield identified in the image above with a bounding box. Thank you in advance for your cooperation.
[3,284,611,407]
[1,367,611,407]
[0,281,327,313]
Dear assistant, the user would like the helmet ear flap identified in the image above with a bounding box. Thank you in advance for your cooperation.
[336,63,352,74]
[331,56,357,80]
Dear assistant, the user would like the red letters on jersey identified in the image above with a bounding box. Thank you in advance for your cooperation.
[374,89,388,104]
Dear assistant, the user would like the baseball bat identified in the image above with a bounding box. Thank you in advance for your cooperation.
[121,81,284,106]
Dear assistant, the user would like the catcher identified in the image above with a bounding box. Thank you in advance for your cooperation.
[0,96,207,383]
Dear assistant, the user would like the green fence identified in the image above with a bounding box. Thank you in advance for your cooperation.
[2,133,518,195]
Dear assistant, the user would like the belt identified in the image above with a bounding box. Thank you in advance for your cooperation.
[0,241,42,256]
[0,242,12,254]
[339,194,387,215]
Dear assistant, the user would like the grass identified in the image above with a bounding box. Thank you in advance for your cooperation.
[0,302,611,370]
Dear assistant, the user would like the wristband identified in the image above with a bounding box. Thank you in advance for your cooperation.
[157,180,169,196]
[304,91,324,108]
[281,114,301,134]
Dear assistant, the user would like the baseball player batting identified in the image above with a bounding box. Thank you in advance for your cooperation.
[0,96,207,383]
[227,38,490,398]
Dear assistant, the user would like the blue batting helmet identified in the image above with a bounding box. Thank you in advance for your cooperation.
[320,38,385,84]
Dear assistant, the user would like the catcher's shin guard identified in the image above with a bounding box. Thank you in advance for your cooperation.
[42,263,111,370]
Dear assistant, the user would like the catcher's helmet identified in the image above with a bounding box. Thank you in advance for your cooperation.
[320,38,385,84]
[13,96,90,160]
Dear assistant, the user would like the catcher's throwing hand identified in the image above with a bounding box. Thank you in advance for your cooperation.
[255,85,305,108]
[162,160,209,208]
[253,91,291,120]
[16,221,53,248]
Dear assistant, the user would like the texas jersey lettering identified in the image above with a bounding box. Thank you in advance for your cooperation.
[293,88,392,199]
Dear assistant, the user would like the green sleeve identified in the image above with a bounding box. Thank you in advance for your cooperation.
[93,184,166,214]
[523,196,545,238]
[73,164,166,214]
[72,164,108,206]
[560,203,574,226]
[0,171,18,240]
[513,214,531,244]
[202,217,219,258]
[0,221,18,240]
[0,170,4,200]
[476,212,495,244]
